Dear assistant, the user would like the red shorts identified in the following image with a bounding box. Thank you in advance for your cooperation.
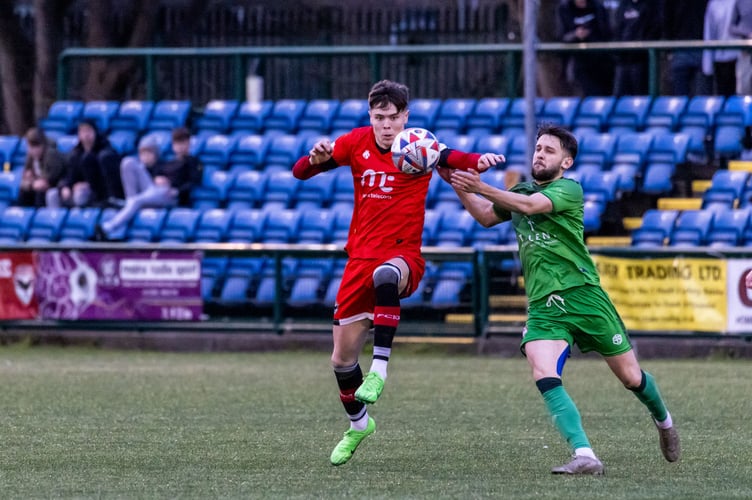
[333,254,425,325]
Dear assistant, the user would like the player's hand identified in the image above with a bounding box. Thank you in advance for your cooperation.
[450,169,484,194]
[476,153,505,172]
[435,165,453,184]
[746,270,752,288]
[309,139,333,165]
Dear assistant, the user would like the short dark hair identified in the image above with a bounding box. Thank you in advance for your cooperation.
[537,124,578,160]
[25,127,46,147]
[368,80,409,113]
[172,126,191,142]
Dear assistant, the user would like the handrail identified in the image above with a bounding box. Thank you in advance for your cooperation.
[57,40,752,100]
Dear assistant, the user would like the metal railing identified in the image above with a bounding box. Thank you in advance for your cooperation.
[57,39,752,101]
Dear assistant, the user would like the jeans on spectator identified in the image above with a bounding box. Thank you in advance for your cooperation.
[670,51,709,96]
[101,157,176,235]
[45,183,92,208]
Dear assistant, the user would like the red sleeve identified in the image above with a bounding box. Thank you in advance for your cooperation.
[292,156,337,179]
[439,149,482,171]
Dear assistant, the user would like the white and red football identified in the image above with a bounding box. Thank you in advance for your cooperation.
[391,127,441,175]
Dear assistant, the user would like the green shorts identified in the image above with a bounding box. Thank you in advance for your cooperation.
[520,284,632,357]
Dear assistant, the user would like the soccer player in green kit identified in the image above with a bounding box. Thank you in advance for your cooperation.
[439,124,680,475]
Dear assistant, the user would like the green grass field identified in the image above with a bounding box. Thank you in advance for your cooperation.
[0,344,750,499]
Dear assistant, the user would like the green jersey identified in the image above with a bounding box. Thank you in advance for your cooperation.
[493,178,600,302]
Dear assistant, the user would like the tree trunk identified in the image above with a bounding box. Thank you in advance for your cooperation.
[33,0,74,121]
[0,0,34,134]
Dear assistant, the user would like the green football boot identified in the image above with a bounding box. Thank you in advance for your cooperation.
[330,417,376,466]
[355,372,385,404]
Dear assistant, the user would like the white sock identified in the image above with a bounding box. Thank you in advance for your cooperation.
[655,412,673,429]
[574,447,597,460]
[370,346,391,379]
[350,412,369,431]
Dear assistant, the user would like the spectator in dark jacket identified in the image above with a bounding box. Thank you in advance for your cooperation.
[47,119,121,208]
[613,0,662,96]
[17,128,66,207]
[558,0,614,96]
[662,0,710,96]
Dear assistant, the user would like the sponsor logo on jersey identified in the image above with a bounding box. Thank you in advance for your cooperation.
[612,333,623,345]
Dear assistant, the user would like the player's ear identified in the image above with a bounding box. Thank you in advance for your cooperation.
[561,156,574,170]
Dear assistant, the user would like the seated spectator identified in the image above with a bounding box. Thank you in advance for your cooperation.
[47,119,122,208]
[94,127,201,241]
[17,128,66,207]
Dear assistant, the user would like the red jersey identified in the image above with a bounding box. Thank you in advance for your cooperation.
[330,127,429,259]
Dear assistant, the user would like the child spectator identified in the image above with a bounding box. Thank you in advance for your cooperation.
[17,128,66,207]
[94,127,201,241]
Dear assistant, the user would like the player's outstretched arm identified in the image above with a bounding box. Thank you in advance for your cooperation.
[450,169,552,216]
[436,166,503,227]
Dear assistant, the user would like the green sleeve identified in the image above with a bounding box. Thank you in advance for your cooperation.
[541,179,582,214]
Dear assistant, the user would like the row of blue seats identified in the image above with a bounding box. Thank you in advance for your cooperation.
[204,256,475,309]
[631,206,752,247]
[39,95,752,138]
[0,204,533,247]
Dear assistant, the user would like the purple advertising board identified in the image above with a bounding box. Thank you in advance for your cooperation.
[35,250,202,320]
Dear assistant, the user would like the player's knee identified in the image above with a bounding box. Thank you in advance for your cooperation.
[535,377,562,395]
[372,264,400,288]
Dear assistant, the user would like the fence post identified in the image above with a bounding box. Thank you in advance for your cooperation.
[145,54,156,101]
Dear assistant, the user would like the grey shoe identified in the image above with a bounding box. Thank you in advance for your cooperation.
[551,455,604,475]
[656,423,680,462]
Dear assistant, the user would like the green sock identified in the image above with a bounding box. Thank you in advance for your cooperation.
[541,385,591,451]
[630,371,668,422]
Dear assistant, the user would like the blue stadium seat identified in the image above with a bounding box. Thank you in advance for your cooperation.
[631,209,679,247]
[540,96,580,128]
[260,170,300,210]
[506,133,529,165]
[578,133,618,166]
[433,98,477,133]
[708,208,750,247]
[263,99,307,133]
[470,218,507,247]
[262,208,302,243]
[193,208,234,242]
[98,208,128,241]
[583,200,605,233]
[191,169,235,209]
[219,256,266,304]
[198,134,237,170]
[195,100,240,133]
[322,260,348,306]
[39,101,84,135]
[229,100,273,134]
[430,262,473,308]
[295,171,336,209]
[422,209,442,246]
[607,95,652,132]
[126,208,168,242]
[441,134,477,152]
[610,163,639,192]
[669,209,715,247]
[109,100,155,134]
[466,97,510,134]
[645,95,688,133]
[253,258,299,307]
[612,132,653,168]
[502,97,544,133]
[226,170,267,210]
[107,130,137,156]
[331,99,370,132]
[714,96,750,158]
[228,134,270,171]
[55,135,79,154]
[474,134,510,158]
[572,96,615,133]
[159,208,201,242]
[702,170,749,208]
[59,207,101,242]
[647,133,690,164]
[0,206,34,242]
[331,167,355,208]
[201,256,229,301]
[81,101,120,133]
[263,134,304,169]
[297,209,337,243]
[640,162,676,195]
[714,124,744,158]
[0,136,19,165]
[297,99,339,133]
[678,95,726,155]
[147,100,191,132]
[400,262,437,309]
[407,98,441,130]
[434,210,476,247]
[26,207,68,242]
[225,208,268,243]
[331,210,352,245]
[582,171,619,204]
[0,170,21,206]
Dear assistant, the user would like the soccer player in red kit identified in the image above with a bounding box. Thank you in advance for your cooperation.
[292,80,504,465]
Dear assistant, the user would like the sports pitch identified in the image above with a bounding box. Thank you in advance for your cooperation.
[0,345,750,499]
